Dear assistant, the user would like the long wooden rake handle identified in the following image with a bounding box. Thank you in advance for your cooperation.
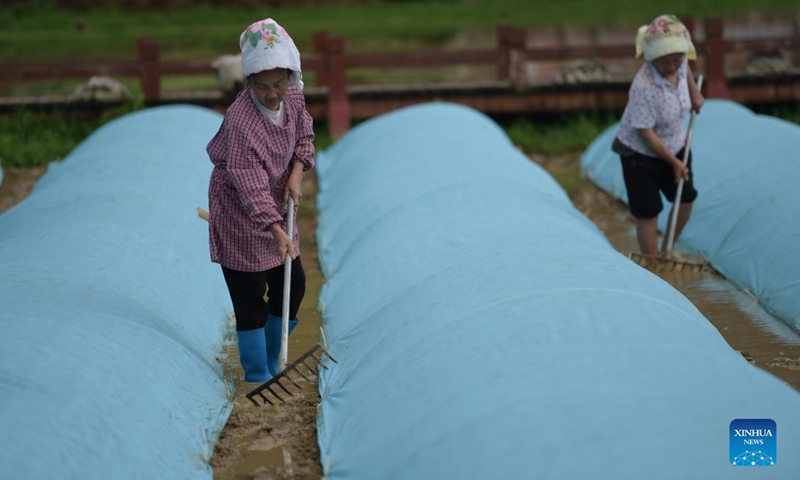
[665,75,704,255]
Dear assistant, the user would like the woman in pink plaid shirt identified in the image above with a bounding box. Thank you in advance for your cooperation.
[207,18,315,383]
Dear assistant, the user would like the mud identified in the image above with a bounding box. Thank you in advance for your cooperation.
[0,167,46,215]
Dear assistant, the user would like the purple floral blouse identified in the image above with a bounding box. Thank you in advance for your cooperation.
[616,59,691,157]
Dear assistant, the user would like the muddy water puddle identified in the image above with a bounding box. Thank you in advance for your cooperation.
[578,184,800,392]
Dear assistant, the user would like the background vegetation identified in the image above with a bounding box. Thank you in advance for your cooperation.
[3,0,800,62]
[1,0,799,168]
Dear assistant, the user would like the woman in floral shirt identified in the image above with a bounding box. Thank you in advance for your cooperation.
[207,18,315,383]
[613,14,704,257]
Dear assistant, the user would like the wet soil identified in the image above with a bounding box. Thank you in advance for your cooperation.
[2,151,797,480]
[0,167,46,214]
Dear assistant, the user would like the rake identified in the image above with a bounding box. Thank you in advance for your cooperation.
[245,335,338,406]
[626,75,709,274]
[196,204,338,407]
[626,251,710,273]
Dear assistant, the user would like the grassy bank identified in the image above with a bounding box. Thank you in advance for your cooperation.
[4,103,800,169]
[1,0,798,62]
[5,106,615,169]
[0,106,334,168]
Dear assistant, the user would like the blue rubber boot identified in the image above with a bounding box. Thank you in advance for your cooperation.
[236,328,270,383]
[265,314,299,376]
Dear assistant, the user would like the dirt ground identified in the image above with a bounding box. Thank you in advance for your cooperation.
[0,167,46,214]
[3,152,798,480]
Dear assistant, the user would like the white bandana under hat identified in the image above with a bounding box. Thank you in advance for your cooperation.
[240,18,304,90]
[635,14,697,62]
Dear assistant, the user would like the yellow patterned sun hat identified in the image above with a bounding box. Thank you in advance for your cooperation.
[635,14,697,62]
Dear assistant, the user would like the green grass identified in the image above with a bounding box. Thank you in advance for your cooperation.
[754,103,800,123]
[0,109,97,168]
[1,0,798,62]
[0,101,336,168]
[503,112,619,156]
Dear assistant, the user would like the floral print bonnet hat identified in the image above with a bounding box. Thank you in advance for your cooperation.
[635,14,697,62]
[239,18,304,90]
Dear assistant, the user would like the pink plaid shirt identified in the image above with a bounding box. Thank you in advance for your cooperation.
[207,86,315,272]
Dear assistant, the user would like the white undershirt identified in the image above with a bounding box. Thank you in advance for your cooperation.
[250,88,286,126]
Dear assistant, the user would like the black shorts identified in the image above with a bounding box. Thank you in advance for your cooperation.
[619,147,698,219]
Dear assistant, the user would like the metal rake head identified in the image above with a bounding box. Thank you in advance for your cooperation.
[245,343,337,407]
[627,252,710,273]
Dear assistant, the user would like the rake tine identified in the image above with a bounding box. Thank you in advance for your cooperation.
[320,348,338,364]
[265,384,286,403]
[290,365,314,382]
[282,371,304,390]
[246,388,275,407]
[299,361,319,377]
[257,391,275,407]
[312,355,329,371]
[313,353,335,371]
[301,358,321,374]
[280,373,301,391]
[274,378,295,397]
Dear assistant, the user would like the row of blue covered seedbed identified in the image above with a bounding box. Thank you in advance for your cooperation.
[314,103,800,479]
[0,106,233,479]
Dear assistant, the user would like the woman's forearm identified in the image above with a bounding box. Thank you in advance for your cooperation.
[290,160,304,176]
[686,64,705,111]
[638,128,681,166]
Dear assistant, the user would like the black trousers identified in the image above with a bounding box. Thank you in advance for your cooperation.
[221,257,306,331]
[619,147,698,219]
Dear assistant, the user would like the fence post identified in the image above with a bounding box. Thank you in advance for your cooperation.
[327,35,351,139]
[704,18,728,98]
[496,25,525,85]
[497,25,526,84]
[137,37,160,103]
[681,16,696,40]
[313,31,330,87]
[497,25,512,80]
[680,16,702,86]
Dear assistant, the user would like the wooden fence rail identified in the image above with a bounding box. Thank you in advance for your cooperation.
[1,17,799,138]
